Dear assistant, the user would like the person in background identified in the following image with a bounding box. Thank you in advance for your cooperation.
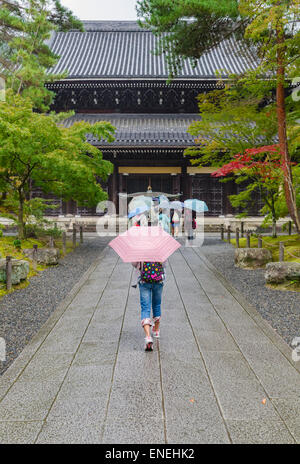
[170,209,175,236]
[172,209,181,238]
[191,211,197,239]
[185,208,194,241]
[159,209,171,234]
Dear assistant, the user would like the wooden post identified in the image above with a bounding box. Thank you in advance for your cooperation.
[62,231,66,256]
[6,256,12,291]
[241,221,244,238]
[279,242,285,262]
[246,231,251,248]
[235,228,240,248]
[33,244,38,271]
[257,235,262,248]
[227,226,231,243]
[221,224,224,241]
[49,236,54,248]
[288,220,292,236]
[72,224,77,248]
[80,225,83,244]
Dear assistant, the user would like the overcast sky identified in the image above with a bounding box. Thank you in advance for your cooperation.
[60,0,138,21]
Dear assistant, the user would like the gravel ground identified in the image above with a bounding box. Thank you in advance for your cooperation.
[0,236,110,375]
[201,236,300,348]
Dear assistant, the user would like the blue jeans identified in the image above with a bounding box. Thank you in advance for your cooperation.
[139,281,164,322]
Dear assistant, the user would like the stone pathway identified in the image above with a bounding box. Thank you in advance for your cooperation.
[0,245,299,444]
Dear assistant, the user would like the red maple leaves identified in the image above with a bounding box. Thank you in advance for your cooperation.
[211,144,294,182]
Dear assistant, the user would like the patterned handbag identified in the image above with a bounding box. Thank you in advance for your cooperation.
[140,262,164,283]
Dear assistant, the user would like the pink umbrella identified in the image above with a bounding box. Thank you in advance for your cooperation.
[109,226,181,262]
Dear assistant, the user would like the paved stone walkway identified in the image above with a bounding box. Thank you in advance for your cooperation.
[0,245,299,444]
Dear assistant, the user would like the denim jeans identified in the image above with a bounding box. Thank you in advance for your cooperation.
[138,281,164,321]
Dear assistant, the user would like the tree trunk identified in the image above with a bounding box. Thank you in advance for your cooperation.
[276,23,300,233]
[18,190,25,239]
[272,219,277,238]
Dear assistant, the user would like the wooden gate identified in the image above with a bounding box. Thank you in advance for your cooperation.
[192,175,223,216]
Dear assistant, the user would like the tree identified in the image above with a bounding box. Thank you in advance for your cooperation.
[212,145,288,237]
[0,92,115,238]
[185,84,279,167]
[0,0,83,111]
[238,0,300,231]
[137,0,300,231]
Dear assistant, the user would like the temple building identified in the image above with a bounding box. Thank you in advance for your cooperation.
[44,20,262,216]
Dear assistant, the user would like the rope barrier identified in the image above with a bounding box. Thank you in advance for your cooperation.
[226,227,300,261]
[253,233,300,260]
[285,249,300,260]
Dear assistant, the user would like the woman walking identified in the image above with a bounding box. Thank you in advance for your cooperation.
[132,261,165,351]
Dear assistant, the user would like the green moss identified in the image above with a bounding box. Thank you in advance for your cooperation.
[0,237,75,298]
[266,282,300,292]
[230,234,300,263]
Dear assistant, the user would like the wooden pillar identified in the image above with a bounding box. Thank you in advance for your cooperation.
[224,180,235,215]
[181,166,191,200]
[119,174,124,195]
[6,256,12,291]
[111,164,118,212]
[65,199,77,215]
[257,235,262,248]
[235,228,240,248]
[279,242,285,262]
[108,173,114,203]
[172,174,180,195]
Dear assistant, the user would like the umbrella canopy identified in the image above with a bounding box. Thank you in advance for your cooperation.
[128,195,152,211]
[128,205,149,219]
[109,226,181,262]
[184,199,208,212]
[159,199,170,210]
[170,200,184,210]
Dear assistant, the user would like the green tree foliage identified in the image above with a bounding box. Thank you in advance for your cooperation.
[238,0,300,231]
[0,0,83,111]
[185,86,282,228]
[0,92,115,238]
[185,84,300,228]
[185,84,278,166]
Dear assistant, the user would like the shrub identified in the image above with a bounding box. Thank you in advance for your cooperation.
[13,239,22,250]
[24,223,62,239]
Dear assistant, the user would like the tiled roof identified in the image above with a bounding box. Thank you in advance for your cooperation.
[63,113,201,147]
[48,21,259,80]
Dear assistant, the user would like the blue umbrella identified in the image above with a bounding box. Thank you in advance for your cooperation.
[170,200,184,210]
[128,195,152,211]
[128,205,149,219]
[184,199,208,212]
[159,199,170,209]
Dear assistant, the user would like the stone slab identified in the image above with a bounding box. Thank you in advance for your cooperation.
[0,421,43,444]
[227,419,295,444]
[272,398,300,443]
